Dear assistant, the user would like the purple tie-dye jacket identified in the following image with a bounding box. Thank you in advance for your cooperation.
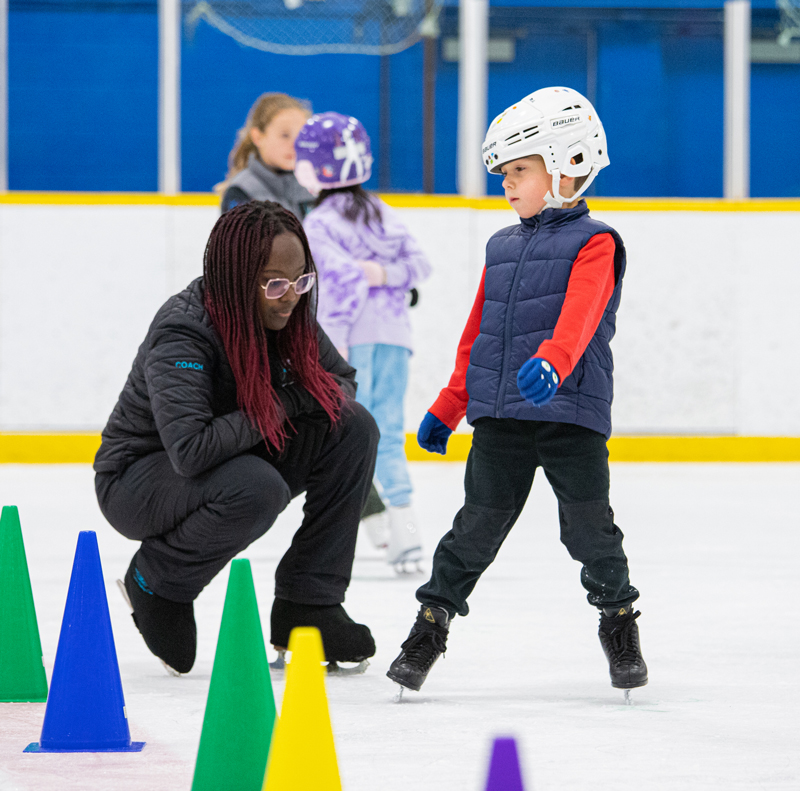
[303,192,432,352]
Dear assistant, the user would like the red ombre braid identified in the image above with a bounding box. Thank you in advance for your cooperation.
[203,201,343,452]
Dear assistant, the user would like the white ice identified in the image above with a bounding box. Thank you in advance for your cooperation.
[1,462,799,790]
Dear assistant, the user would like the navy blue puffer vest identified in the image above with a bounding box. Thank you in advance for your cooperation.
[465,200,626,439]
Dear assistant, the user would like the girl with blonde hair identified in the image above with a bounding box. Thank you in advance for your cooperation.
[220,93,313,219]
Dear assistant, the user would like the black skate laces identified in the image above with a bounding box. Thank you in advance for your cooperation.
[601,610,642,664]
[400,623,449,671]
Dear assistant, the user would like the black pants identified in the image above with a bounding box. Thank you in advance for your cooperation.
[96,402,379,605]
[417,418,639,617]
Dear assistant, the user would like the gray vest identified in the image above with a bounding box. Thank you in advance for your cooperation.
[226,153,314,220]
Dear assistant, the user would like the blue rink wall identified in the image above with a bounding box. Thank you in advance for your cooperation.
[6,1,800,197]
[0,194,799,462]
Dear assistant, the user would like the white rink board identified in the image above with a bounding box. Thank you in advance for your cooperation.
[0,203,798,435]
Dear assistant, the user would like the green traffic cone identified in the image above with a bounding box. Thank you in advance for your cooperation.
[0,506,48,702]
[192,559,277,791]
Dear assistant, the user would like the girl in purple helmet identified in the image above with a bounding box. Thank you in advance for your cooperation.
[295,112,432,573]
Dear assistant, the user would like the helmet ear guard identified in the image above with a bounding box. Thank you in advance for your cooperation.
[544,137,605,209]
[294,158,322,196]
[560,145,593,178]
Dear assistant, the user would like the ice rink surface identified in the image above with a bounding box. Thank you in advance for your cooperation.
[0,461,798,790]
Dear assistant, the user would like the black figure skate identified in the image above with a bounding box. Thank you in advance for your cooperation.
[118,557,196,675]
[269,598,375,676]
[387,605,450,696]
[598,603,648,703]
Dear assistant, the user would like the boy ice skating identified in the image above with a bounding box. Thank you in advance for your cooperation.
[387,86,648,694]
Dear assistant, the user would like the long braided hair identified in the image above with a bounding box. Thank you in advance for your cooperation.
[203,201,342,451]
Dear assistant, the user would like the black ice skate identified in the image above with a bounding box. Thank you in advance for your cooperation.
[270,598,376,675]
[598,603,648,698]
[386,605,450,693]
[118,557,196,675]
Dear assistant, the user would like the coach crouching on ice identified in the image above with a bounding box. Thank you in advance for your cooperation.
[93,201,378,674]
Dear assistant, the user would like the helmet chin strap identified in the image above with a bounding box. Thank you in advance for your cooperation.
[544,169,567,209]
[544,167,597,209]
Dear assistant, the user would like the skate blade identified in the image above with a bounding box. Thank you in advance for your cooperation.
[116,578,133,612]
[394,685,406,703]
[390,555,424,576]
[386,670,422,693]
[160,659,182,677]
[624,689,632,705]
[327,660,369,676]
[270,648,368,676]
[269,648,287,671]
[117,579,183,677]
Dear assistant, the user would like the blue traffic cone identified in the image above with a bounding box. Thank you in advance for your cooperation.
[24,531,144,753]
[484,737,526,791]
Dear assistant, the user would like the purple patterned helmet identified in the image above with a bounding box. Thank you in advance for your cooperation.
[294,112,373,196]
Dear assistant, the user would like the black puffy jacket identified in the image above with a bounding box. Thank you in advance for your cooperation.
[94,277,357,477]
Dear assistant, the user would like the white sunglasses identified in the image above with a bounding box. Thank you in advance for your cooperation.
[262,273,316,299]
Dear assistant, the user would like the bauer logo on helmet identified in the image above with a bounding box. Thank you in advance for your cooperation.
[551,115,581,129]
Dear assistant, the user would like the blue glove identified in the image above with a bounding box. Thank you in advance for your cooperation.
[417,411,452,455]
[517,357,560,406]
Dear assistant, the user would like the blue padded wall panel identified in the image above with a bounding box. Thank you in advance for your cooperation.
[9,10,158,191]
[433,57,457,195]
[750,63,800,198]
[387,44,424,194]
[596,22,723,197]
[662,35,724,197]
[596,23,669,197]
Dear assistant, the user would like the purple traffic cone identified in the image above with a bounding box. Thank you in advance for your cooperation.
[484,736,526,791]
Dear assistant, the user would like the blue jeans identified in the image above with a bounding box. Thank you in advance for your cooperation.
[349,344,412,507]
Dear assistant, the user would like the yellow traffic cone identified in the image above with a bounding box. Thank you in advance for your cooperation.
[263,627,341,791]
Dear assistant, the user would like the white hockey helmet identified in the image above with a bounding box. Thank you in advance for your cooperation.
[482,86,609,208]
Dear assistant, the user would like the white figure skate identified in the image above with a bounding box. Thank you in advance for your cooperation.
[386,505,423,574]
[361,511,390,549]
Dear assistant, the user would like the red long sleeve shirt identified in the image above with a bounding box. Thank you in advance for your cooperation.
[430,232,617,431]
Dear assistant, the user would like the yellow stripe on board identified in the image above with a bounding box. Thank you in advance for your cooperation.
[2,433,799,464]
[1,192,799,212]
[382,196,800,212]
[407,434,800,462]
[0,434,103,463]
[0,192,220,206]
[607,435,800,462]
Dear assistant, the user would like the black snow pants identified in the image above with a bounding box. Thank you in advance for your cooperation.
[416,417,639,617]
[95,402,379,605]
